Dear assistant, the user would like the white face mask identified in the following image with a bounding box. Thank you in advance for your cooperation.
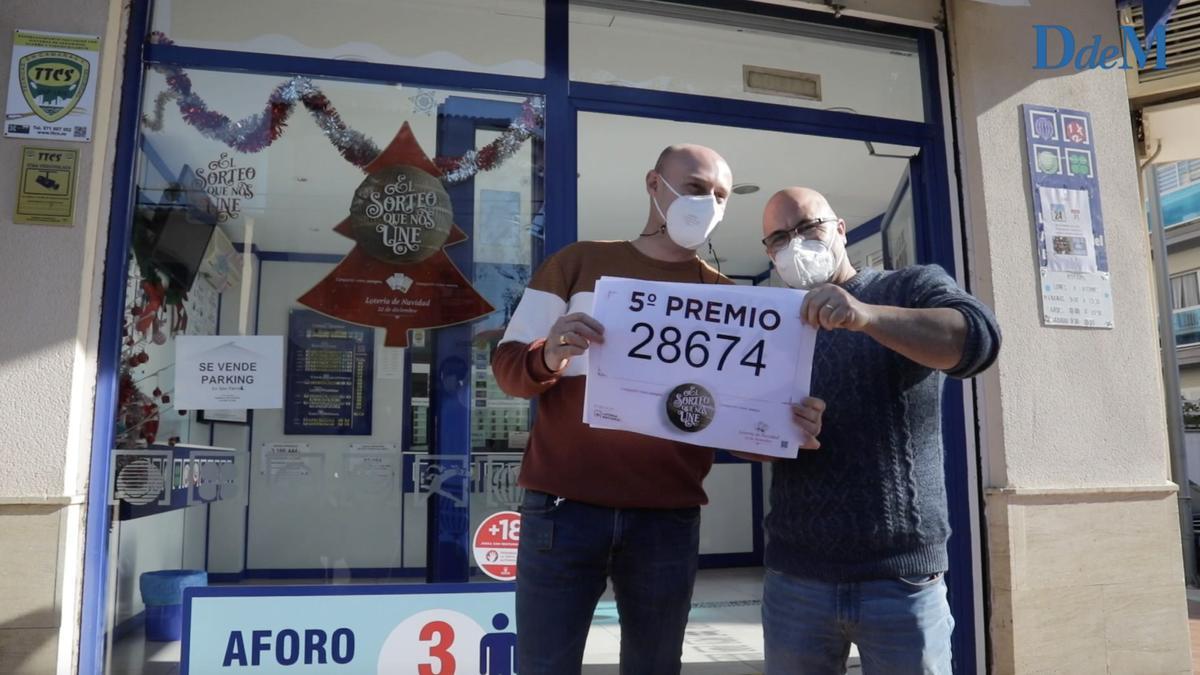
[773,237,842,289]
[653,176,724,250]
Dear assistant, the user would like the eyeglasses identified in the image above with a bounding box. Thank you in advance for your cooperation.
[762,217,837,252]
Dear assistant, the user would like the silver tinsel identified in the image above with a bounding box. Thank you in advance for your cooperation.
[140,90,178,132]
[144,49,545,184]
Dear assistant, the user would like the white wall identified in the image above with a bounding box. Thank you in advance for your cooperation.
[949,0,1190,670]
[0,0,122,500]
[0,1,126,672]
[950,0,1171,489]
[246,260,409,570]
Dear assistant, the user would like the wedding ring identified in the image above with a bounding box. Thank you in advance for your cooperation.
[559,333,569,345]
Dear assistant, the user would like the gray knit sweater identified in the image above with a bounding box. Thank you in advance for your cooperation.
[764,265,1001,582]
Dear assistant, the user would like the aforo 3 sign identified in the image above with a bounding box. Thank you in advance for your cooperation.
[182,585,516,674]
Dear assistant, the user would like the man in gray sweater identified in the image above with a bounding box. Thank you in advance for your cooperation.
[758,187,1001,674]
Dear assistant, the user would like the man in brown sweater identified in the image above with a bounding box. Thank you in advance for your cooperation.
[492,144,823,674]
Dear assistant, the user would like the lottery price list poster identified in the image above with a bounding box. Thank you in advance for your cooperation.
[1022,104,1113,329]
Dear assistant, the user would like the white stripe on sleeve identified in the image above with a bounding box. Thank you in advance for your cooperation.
[500,288,568,345]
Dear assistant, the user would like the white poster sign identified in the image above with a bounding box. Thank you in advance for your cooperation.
[585,277,815,458]
[1041,269,1114,328]
[5,31,100,142]
[1038,186,1098,273]
[260,443,320,488]
[346,449,400,497]
[175,336,284,410]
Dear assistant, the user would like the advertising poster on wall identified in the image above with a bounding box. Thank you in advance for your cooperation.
[298,124,496,347]
[14,145,78,226]
[5,30,100,142]
[174,335,284,410]
[284,310,373,435]
[1022,104,1113,329]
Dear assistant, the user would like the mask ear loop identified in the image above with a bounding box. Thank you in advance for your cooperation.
[702,240,722,283]
[643,176,671,239]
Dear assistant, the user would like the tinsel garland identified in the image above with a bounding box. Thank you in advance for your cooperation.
[143,33,544,184]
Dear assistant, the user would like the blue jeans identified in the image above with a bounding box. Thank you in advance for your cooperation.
[515,489,701,675]
[762,568,954,675]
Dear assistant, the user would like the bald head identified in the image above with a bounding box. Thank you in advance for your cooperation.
[654,144,729,176]
[646,144,732,227]
[762,187,837,239]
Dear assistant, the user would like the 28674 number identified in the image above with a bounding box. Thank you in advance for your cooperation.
[627,323,766,376]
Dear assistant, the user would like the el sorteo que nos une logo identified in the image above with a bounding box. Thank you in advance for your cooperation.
[666,383,716,433]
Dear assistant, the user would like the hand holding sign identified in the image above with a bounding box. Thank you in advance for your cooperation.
[544,313,605,372]
[801,284,873,331]
[585,277,817,458]
[731,397,826,461]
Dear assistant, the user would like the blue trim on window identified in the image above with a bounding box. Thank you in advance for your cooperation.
[916,29,977,675]
[544,0,576,255]
[425,100,503,582]
[847,214,884,247]
[254,250,345,264]
[79,1,151,672]
[144,43,546,96]
[569,82,933,145]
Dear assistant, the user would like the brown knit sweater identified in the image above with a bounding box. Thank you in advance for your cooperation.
[492,240,732,508]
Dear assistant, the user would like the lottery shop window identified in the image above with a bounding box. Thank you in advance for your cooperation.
[106,65,543,672]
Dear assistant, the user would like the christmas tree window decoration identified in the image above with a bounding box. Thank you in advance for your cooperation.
[297,124,496,347]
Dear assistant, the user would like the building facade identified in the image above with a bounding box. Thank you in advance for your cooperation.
[0,0,1191,672]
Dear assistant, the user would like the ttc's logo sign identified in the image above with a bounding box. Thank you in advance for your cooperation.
[1034,25,1167,71]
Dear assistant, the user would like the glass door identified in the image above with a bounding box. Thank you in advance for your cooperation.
[880,162,917,271]
[103,64,543,672]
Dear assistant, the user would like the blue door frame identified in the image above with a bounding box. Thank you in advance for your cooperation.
[80,2,977,672]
